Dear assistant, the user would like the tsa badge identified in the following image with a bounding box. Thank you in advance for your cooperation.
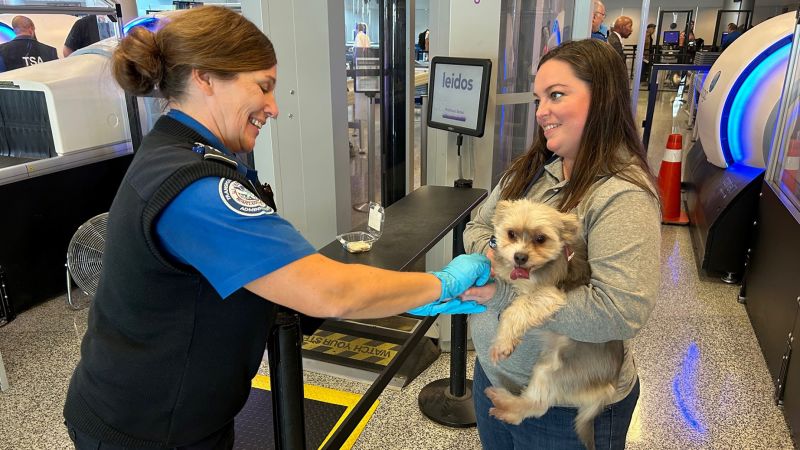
[218,179,274,216]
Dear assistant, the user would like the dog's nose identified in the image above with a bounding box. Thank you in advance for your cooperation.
[514,252,528,266]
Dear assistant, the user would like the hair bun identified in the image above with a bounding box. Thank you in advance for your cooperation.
[111,26,164,96]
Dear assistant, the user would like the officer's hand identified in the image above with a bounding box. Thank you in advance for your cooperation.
[407,299,487,316]
[430,253,492,302]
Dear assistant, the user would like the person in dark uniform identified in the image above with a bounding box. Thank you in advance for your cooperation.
[0,16,57,72]
[62,14,116,57]
[720,22,742,52]
[62,6,491,449]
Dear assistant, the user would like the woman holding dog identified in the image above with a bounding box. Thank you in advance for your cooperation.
[462,39,661,449]
[62,6,490,449]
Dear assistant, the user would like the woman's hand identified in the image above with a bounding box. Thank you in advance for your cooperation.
[485,248,497,277]
[459,247,498,303]
[459,282,497,303]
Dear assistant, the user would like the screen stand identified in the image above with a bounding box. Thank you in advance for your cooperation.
[354,93,379,212]
[454,134,472,189]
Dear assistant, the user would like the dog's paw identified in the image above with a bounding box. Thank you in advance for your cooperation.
[489,406,526,425]
[485,387,515,409]
[489,338,518,363]
[486,387,534,425]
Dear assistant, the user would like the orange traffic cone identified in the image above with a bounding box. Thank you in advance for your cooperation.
[658,133,689,225]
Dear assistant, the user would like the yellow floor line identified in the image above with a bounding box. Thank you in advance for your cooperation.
[251,374,379,450]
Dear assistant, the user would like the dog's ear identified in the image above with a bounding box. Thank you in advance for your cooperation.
[559,212,581,243]
[493,200,512,224]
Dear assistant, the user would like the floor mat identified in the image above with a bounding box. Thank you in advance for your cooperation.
[234,374,379,449]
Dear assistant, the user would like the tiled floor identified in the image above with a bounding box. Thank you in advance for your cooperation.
[1,86,794,449]
[0,224,793,449]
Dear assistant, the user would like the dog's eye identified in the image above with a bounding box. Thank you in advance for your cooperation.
[507,230,517,240]
[534,234,547,244]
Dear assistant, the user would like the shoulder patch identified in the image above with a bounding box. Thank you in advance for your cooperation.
[218,179,275,216]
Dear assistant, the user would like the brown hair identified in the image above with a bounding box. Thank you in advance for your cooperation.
[499,39,658,212]
[112,6,277,101]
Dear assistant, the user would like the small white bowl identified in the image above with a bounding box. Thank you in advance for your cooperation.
[336,231,378,253]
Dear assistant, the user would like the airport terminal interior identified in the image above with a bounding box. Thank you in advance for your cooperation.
[2,0,800,449]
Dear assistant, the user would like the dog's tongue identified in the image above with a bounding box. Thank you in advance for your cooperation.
[510,267,530,280]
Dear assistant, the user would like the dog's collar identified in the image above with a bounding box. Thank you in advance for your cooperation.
[564,245,575,262]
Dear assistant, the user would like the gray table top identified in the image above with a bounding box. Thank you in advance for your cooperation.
[319,185,487,270]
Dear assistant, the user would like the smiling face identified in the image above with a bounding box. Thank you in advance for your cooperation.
[207,67,278,153]
[534,59,591,164]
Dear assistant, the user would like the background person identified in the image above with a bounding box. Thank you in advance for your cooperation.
[721,22,742,51]
[641,23,656,83]
[355,22,371,48]
[590,0,607,42]
[62,14,116,57]
[0,16,57,72]
[607,16,633,62]
[461,39,661,449]
[63,6,490,449]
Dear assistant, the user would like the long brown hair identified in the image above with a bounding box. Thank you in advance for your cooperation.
[112,6,277,101]
[499,39,657,212]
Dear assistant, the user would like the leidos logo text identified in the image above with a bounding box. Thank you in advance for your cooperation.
[442,72,474,91]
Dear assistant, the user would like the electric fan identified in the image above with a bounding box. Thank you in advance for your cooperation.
[65,212,108,310]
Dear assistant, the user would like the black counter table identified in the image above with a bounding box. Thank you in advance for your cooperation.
[267,184,487,450]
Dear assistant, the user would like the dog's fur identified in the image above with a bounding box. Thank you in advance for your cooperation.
[487,199,624,450]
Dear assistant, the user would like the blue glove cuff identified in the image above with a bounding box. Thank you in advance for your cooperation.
[429,270,450,302]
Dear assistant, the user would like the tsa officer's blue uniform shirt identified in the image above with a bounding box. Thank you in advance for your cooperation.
[155,109,316,298]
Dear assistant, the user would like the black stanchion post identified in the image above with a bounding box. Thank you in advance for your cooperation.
[449,210,471,400]
[449,314,468,398]
[417,181,477,427]
[267,308,306,450]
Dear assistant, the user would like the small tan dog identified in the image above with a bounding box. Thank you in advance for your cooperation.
[487,199,623,450]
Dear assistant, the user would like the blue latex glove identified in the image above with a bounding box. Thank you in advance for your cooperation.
[431,253,492,301]
[407,253,491,316]
[407,298,487,316]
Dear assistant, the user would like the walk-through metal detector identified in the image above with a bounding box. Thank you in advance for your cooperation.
[654,9,694,63]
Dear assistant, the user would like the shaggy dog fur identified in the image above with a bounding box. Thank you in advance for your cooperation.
[487,199,624,450]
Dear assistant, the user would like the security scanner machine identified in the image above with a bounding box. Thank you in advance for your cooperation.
[737,11,800,442]
[0,38,134,315]
[685,12,795,282]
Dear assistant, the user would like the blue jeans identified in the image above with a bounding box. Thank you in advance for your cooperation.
[473,360,639,450]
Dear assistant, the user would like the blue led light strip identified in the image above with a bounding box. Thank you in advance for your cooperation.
[720,36,792,165]
[0,22,15,43]
[122,17,160,35]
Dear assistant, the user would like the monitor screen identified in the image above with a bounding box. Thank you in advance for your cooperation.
[663,31,680,45]
[427,57,492,137]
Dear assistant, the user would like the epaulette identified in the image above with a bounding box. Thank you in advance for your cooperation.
[191,142,238,170]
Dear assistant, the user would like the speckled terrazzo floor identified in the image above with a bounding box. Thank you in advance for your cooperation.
[0,224,793,450]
